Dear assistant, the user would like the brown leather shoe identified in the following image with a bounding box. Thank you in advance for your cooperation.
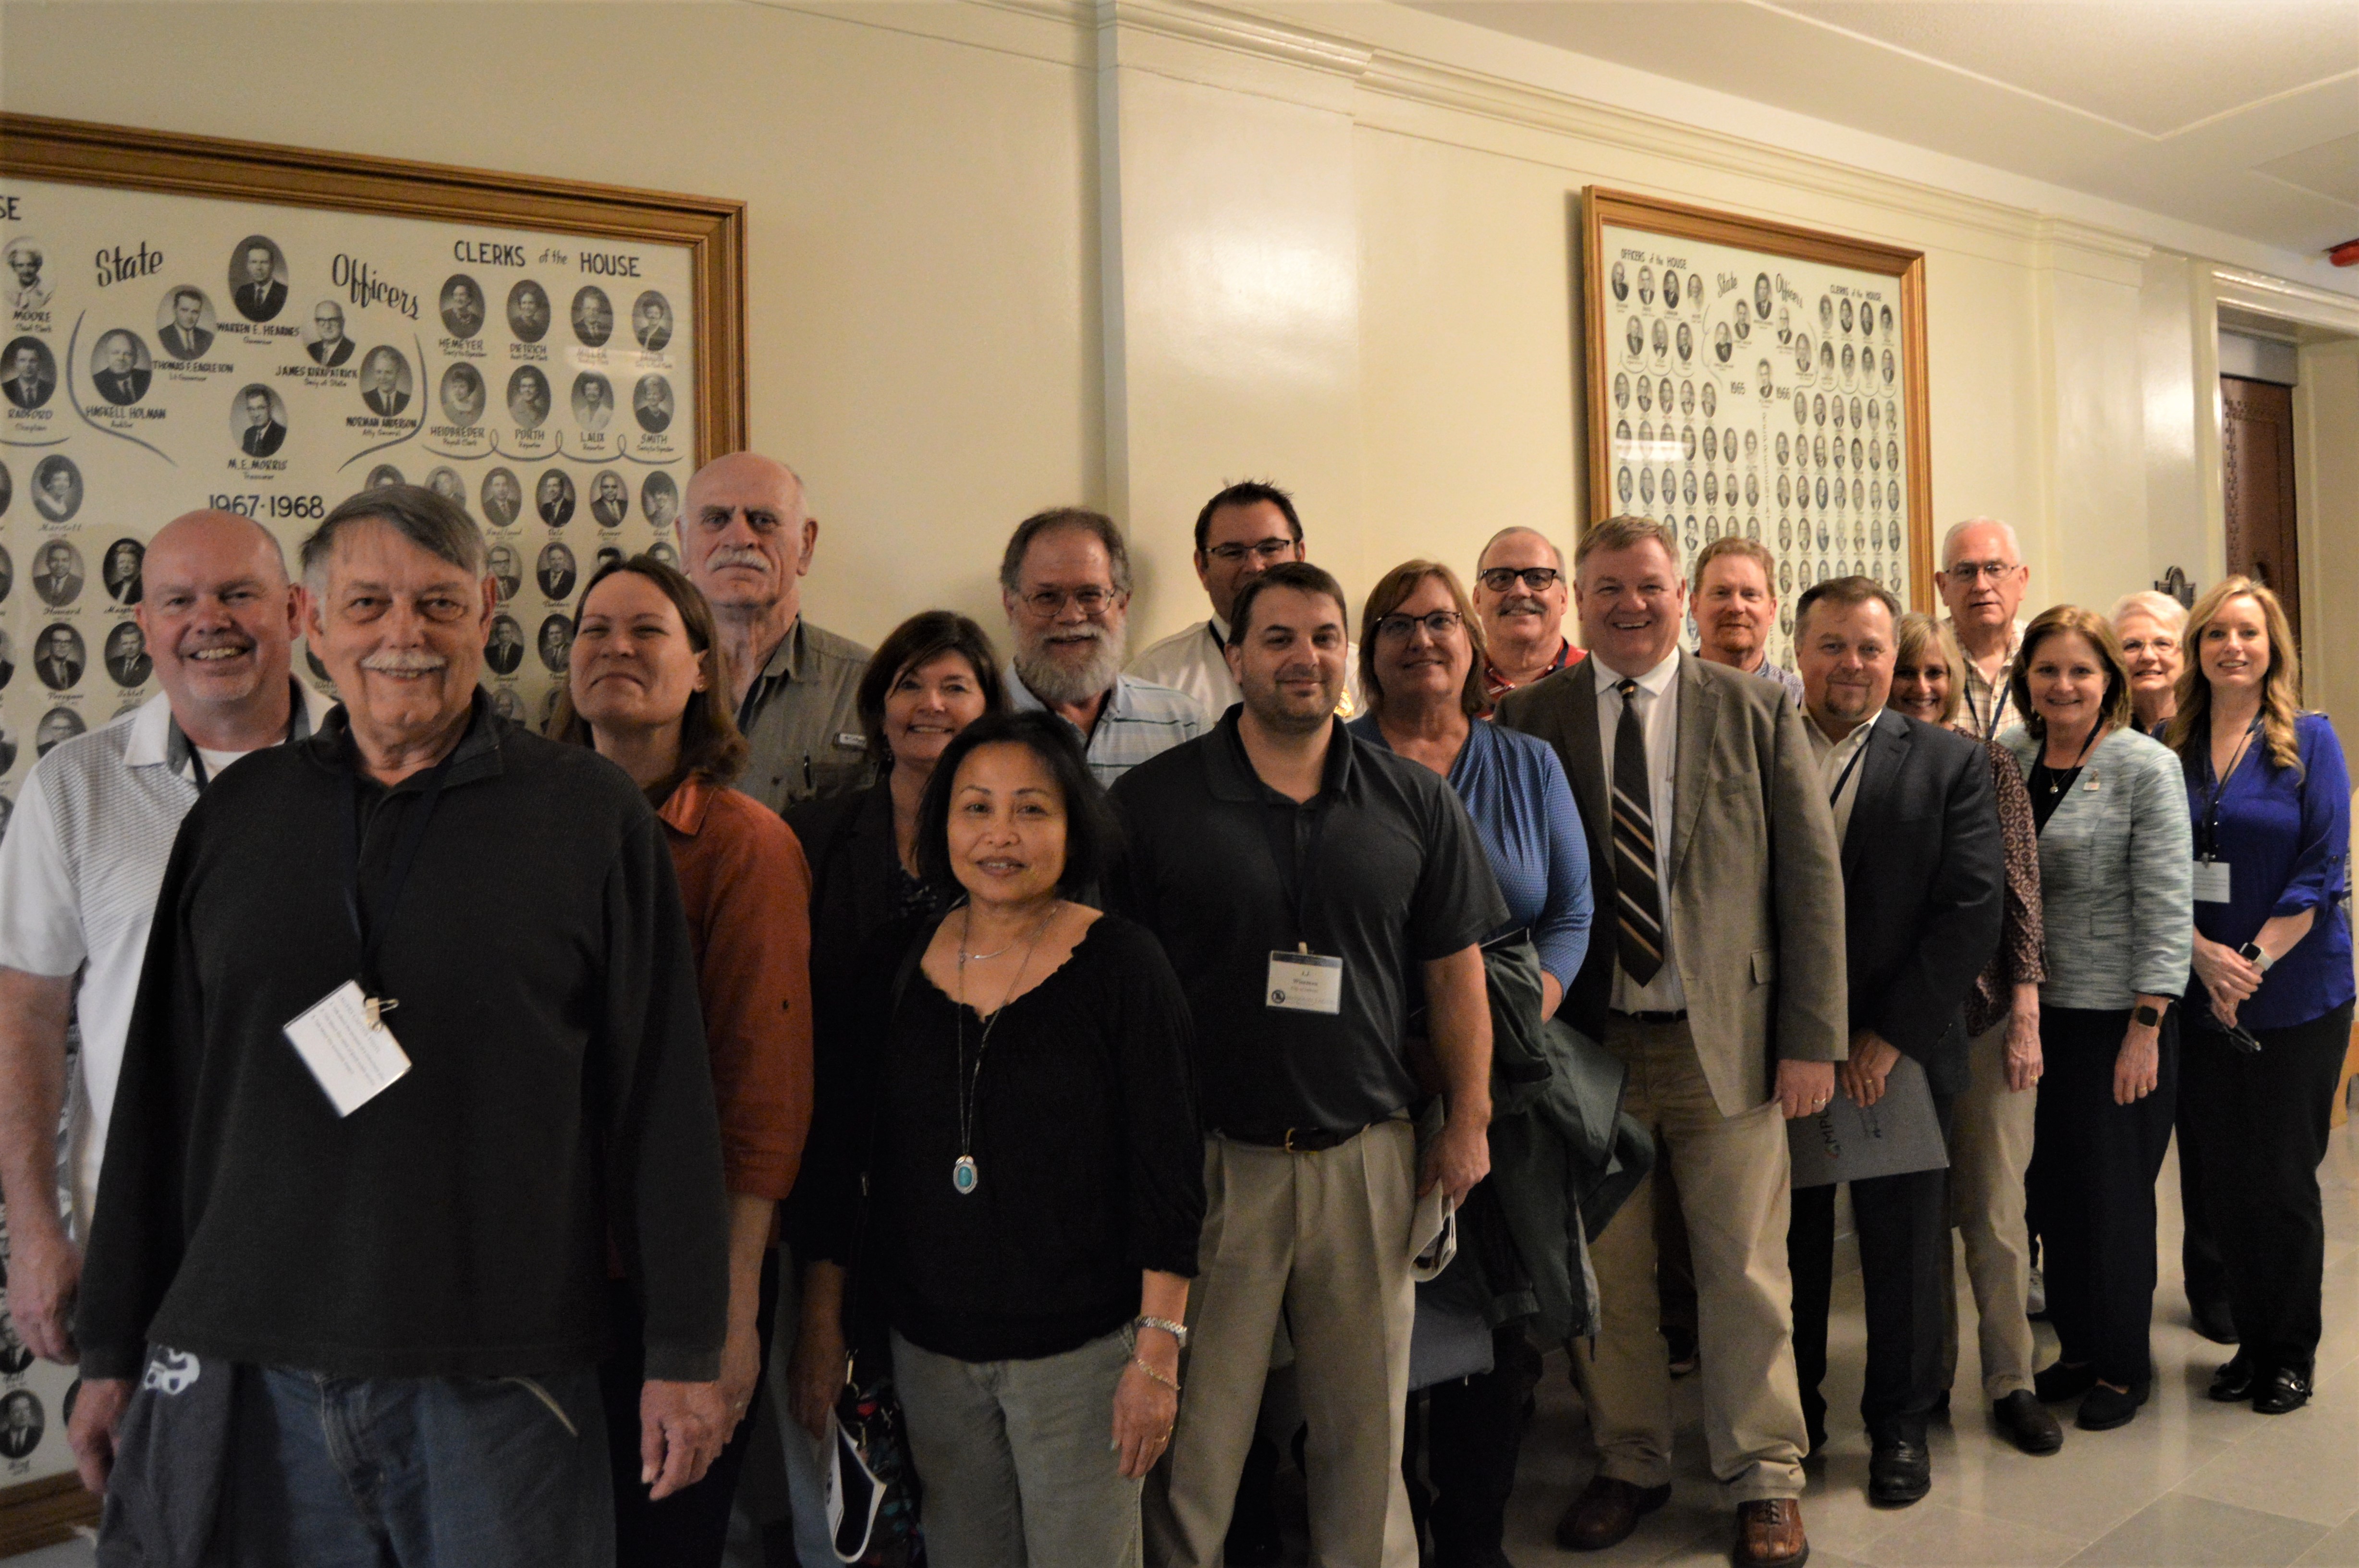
[1555,1474,1672,1551]
[1733,1498,1809,1568]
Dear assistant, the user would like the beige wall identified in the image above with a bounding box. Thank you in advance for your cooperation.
[4,0,2343,663]
[2297,343,2359,744]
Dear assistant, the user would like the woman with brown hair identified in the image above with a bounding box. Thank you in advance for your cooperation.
[2000,606,2191,1433]
[554,554,817,1567]
[1889,612,2060,1453]
[2166,577,2351,1414]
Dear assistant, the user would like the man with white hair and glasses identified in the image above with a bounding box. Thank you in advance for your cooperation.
[1937,518,2030,741]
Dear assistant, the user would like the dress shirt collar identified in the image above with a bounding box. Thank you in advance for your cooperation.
[1591,645,1680,700]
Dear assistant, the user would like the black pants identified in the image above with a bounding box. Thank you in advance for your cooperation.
[2026,1006,2176,1387]
[2178,1000,2353,1377]
[1788,1091,1954,1446]
[599,1256,782,1568]
[2176,1084,2228,1314]
[1403,1325,1542,1561]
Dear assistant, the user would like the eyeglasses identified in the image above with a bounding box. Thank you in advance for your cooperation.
[1478,566,1561,593]
[1943,560,2021,584]
[1374,609,1464,641]
[1204,538,1297,566]
[1019,585,1117,618]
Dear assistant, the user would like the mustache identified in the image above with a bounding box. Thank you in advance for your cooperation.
[706,547,770,571]
[1498,596,1549,616]
[359,651,450,674]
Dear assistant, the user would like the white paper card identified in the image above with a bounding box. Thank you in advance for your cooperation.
[2192,859,2232,903]
[1266,951,1344,1015]
[283,981,413,1117]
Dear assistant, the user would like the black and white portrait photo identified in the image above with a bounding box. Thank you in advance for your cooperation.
[507,365,551,430]
[35,622,85,691]
[0,539,12,605]
[6,237,52,312]
[1613,372,1629,410]
[440,363,486,428]
[1757,358,1774,396]
[1624,317,1643,358]
[633,291,673,352]
[104,536,144,605]
[490,686,527,724]
[359,347,412,417]
[1754,273,1772,321]
[572,373,614,433]
[647,539,679,569]
[537,611,574,672]
[1818,294,1833,334]
[234,384,288,457]
[105,620,152,688]
[1842,342,1856,379]
[595,546,623,573]
[589,470,629,527]
[1882,348,1895,384]
[1713,323,1732,364]
[507,279,552,343]
[228,235,288,323]
[1687,273,1703,308]
[1636,265,1654,307]
[487,542,523,603]
[1701,383,1717,418]
[632,375,673,434]
[1880,304,1894,336]
[536,469,575,528]
[1650,318,1669,360]
[1819,340,1834,375]
[1675,322,1693,363]
[32,456,82,524]
[486,614,525,676]
[91,330,153,405]
[641,471,679,530]
[1663,271,1681,311]
[427,466,467,507]
[4,336,57,410]
[572,286,613,347]
[1840,297,1855,334]
[1616,466,1633,505]
[1610,261,1628,302]
[482,467,523,528]
[366,464,406,489]
[0,1389,43,1459]
[537,543,578,602]
[157,285,216,359]
[441,274,486,339]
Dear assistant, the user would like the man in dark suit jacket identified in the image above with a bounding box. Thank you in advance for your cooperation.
[1496,514,1846,1568]
[1782,576,2006,1504]
[307,303,354,366]
[360,351,409,418]
[233,244,286,323]
[237,388,286,457]
[159,291,213,359]
[93,334,150,406]
[4,343,53,409]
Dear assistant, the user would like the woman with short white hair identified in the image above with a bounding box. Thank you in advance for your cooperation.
[2111,591,2186,735]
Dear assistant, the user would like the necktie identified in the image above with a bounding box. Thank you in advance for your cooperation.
[1611,678,1665,984]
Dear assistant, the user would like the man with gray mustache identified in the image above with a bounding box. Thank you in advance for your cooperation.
[1002,507,1201,787]
[0,511,330,1370]
[678,452,869,813]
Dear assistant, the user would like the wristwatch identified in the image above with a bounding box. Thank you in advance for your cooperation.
[2237,940,2273,973]
[2132,1003,2163,1028]
[1135,1315,1189,1349]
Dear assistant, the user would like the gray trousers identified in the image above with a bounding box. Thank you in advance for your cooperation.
[892,1326,1142,1568]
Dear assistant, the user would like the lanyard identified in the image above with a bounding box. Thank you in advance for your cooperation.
[1963,664,2011,739]
[337,739,461,1004]
[2197,718,2261,858]
[181,688,304,792]
[1827,726,1872,806]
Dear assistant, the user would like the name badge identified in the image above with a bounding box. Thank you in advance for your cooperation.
[1267,951,1344,1015]
[283,980,413,1116]
[2192,858,2232,904]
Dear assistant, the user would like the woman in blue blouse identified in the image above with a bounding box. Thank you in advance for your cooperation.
[1351,559,1592,1566]
[2168,577,2352,1415]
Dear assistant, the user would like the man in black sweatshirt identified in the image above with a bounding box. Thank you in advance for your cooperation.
[70,484,733,1567]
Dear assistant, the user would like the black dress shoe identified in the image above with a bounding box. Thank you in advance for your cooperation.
[2255,1368,2313,1415]
[2076,1381,2150,1432]
[1868,1440,1931,1506]
[2208,1351,2256,1402]
[1992,1390,2064,1454]
[2033,1361,2098,1403]
[2190,1298,2241,1345]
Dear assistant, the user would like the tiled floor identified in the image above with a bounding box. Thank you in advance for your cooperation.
[11,1117,2356,1566]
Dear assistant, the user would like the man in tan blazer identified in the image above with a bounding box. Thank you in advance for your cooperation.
[1496,514,1846,1568]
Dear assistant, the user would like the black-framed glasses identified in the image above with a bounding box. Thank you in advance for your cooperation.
[1477,566,1561,593]
[1204,537,1297,566]
[1374,609,1464,641]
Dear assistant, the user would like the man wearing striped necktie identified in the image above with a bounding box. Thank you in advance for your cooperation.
[1497,514,1847,1568]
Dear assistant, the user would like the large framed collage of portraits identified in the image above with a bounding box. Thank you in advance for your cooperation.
[1581,187,1932,669]
[0,112,745,1550]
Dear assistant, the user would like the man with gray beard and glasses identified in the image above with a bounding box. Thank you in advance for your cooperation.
[1001,507,1202,787]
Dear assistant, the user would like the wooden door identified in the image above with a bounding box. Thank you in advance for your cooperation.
[2222,374,2300,640]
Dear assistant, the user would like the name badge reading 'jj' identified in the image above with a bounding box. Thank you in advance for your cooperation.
[1267,951,1344,1015]
[283,981,413,1116]
[2192,858,2232,904]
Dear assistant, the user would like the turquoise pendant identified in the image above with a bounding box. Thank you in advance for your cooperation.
[953,1155,980,1195]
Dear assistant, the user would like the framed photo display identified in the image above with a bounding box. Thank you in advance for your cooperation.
[0,112,745,1547]
[1581,186,1931,666]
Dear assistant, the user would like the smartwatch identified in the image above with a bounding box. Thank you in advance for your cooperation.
[2237,940,2273,973]
[2132,1003,2163,1028]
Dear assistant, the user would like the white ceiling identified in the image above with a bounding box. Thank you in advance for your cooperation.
[1405,1,2359,258]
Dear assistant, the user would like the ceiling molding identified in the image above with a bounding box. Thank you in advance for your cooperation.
[2210,265,2359,337]
[1097,0,1372,81]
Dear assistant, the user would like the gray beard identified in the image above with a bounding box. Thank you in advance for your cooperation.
[1015,626,1126,707]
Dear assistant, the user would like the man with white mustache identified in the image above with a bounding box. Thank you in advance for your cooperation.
[0,510,329,1369]
[70,485,734,1565]
[678,452,869,812]
[1472,526,1582,697]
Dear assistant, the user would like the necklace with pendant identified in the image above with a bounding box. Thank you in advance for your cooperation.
[952,901,1061,1195]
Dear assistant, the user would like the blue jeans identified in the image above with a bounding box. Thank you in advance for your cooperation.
[219,1363,612,1567]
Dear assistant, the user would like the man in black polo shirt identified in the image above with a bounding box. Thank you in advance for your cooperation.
[1113,561,1505,1568]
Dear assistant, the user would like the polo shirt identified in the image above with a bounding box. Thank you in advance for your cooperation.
[735,617,872,813]
[0,682,329,1236]
[1111,710,1507,1134]
[1008,665,1204,787]
[1126,616,1364,727]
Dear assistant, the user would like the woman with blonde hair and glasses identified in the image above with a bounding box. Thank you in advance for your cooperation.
[1888,613,2060,1453]
[2166,577,2351,1415]
[2001,607,2191,1433]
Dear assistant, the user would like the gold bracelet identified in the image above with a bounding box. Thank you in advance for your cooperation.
[1131,1356,1181,1394]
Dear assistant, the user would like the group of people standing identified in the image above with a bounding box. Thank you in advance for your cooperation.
[0,453,2346,1568]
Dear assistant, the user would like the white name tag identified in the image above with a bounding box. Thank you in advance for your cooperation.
[283,981,413,1116]
[1266,951,1344,1015]
[2192,858,2232,904]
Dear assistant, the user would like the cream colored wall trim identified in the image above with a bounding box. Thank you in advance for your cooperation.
[1098,0,1369,83]
[746,0,1090,68]
[2210,267,2359,339]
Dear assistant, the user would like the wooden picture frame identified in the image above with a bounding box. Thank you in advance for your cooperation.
[1580,185,1933,636]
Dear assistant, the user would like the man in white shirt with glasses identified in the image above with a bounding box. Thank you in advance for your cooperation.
[1937,518,2030,740]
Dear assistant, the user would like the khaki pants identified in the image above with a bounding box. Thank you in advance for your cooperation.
[1573,1016,1807,1502]
[1144,1122,1418,1568]
[1941,1020,2039,1401]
